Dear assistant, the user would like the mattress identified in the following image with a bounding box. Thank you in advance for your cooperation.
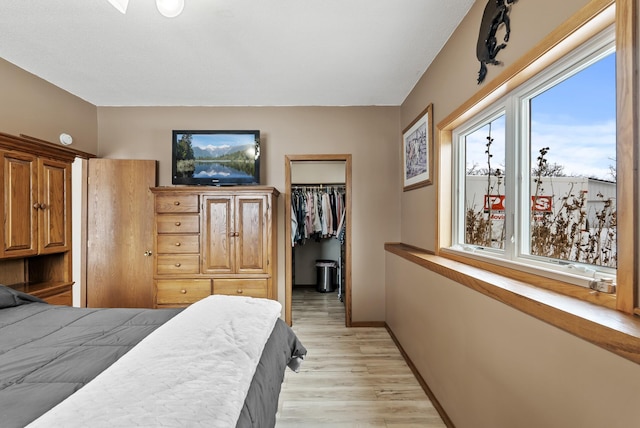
[0,285,305,428]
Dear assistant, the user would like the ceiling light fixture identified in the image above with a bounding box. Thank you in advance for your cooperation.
[107,0,129,14]
[156,0,185,18]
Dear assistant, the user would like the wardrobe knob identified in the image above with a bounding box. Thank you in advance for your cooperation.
[175,263,181,267]
[175,242,181,246]
[174,201,180,206]
[175,222,181,226]
[180,289,187,294]
[237,289,243,294]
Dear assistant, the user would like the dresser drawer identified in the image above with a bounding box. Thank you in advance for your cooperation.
[156,214,200,234]
[27,284,73,306]
[42,290,73,306]
[157,254,200,274]
[213,278,268,298]
[157,235,200,253]
[156,194,199,213]
[156,279,211,305]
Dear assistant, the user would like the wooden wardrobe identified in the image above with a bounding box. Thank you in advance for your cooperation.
[0,133,76,305]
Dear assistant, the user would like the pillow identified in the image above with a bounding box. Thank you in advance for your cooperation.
[0,285,46,308]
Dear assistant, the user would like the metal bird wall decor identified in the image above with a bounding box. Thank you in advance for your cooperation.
[476,0,517,84]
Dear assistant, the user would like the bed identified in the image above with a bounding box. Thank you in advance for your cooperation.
[0,285,306,427]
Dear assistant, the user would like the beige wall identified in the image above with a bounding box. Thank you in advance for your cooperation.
[290,160,346,183]
[386,253,640,428]
[0,58,98,152]
[390,0,640,426]
[97,106,401,321]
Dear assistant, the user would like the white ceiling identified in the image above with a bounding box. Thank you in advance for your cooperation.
[0,0,474,107]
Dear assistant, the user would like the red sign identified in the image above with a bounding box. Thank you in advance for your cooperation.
[531,196,552,212]
[484,195,505,211]
[483,195,553,212]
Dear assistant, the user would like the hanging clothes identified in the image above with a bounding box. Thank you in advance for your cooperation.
[291,204,298,247]
[291,185,346,247]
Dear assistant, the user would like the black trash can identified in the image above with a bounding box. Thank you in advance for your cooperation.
[315,260,337,292]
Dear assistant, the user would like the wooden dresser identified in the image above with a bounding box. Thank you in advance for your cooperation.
[0,132,76,306]
[151,186,279,308]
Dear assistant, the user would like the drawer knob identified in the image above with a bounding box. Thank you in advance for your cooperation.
[237,289,243,294]
[175,242,181,246]
[175,221,181,226]
[180,289,187,294]
[174,201,180,206]
[175,263,181,267]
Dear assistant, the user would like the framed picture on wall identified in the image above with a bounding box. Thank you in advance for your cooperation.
[402,103,433,191]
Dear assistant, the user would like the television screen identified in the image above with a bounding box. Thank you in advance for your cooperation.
[172,130,260,186]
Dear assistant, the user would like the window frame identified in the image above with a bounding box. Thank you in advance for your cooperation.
[450,27,617,288]
[516,34,617,273]
[437,0,637,313]
[452,107,509,255]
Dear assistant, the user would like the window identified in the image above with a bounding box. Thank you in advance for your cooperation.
[451,26,616,289]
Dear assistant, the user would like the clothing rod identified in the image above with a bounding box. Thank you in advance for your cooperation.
[291,183,345,189]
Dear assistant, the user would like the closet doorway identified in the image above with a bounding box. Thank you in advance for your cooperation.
[284,154,352,327]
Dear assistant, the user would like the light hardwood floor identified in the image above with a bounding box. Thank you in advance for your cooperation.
[276,286,447,427]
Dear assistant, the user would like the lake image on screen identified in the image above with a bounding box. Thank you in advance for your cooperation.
[174,133,256,180]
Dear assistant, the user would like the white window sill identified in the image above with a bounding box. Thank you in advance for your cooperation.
[443,246,615,291]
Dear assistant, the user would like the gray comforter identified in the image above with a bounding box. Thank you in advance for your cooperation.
[0,286,306,428]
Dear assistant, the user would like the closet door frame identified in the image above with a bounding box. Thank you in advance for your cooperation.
[284,154,352,327]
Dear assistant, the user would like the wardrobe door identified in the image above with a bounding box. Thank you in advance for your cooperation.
[38,157,71,254]
[0,151,38,257]
[235,195,268,274]
[86,159,157,308]
[202,195,234,274]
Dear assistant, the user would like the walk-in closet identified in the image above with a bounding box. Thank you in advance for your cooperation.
[291,184,346,299]
[285,156,351,326]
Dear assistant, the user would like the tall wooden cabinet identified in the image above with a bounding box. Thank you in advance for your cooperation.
[86,159,157,308]
[0,133,76,305]
[151,186,278,308]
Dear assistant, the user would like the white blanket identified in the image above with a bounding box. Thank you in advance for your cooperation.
[28,295,282,428]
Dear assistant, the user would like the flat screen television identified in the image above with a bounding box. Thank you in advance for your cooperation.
[171,130,260,186]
